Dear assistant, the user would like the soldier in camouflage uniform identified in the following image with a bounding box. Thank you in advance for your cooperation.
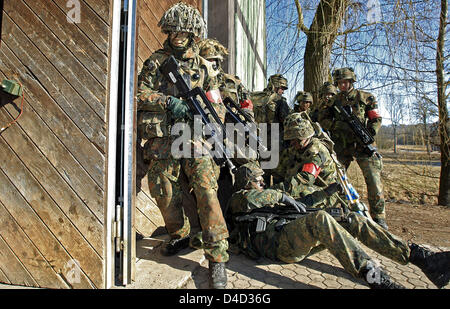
[310,82,337,122]
[292,91,313,115]
[228,163,450,289]
[136,3,228,288]
[251,74,291,185]
[198,38,258,211]
[318,68,387,229]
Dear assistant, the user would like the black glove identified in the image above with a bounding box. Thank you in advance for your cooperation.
[324,182,344,196]
[281,193,307,214]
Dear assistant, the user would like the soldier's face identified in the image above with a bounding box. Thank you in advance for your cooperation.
[249,176,265,191]
[337,80,352,92]
[276,88,285,95]
[324,93,334,102]
[299,101,311,112]
[169,32,190,48]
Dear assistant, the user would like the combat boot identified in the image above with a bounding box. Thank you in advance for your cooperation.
[409,243,450,289]
[160,236,190,256]
[360,261,406,289]
[209,261,227,289]
[373,218,388,230]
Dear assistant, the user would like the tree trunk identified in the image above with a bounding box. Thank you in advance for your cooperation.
[436,0,450,206]
[300,0,350,105]
[393,125,397,153]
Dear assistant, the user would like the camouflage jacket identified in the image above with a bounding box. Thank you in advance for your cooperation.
[318,88,382,156]
[250,90,290,126]
[137,40,224,160]
[271,137,337,198]
[228,188,283,260]
[219,72,255,122]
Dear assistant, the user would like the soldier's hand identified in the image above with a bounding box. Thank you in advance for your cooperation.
[167,96,192,119]
[281,193,307,214]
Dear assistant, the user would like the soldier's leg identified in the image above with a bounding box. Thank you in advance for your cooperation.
[147,159,190,239]
[277,210,371,277]
[356,154,385,221]
[343,212,409,264]
[182,157,229,263]
[276,211,405,288]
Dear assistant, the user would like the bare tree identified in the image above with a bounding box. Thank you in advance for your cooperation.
[386,93,406,153]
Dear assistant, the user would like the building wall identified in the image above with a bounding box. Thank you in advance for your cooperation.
[0,0,109,288]
[207,0,266,93]
[234,0,266,92]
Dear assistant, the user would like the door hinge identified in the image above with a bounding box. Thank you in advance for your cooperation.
[114,204,123,252]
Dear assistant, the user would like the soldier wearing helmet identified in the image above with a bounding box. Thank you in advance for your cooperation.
[318,67,387,230]
[136,2,228,289]
[250,74,291,185]
[198,38,255,124]
[310,82,337,122]
[226,163,450,290]
[293,91,314,114]
[271,113,338,201]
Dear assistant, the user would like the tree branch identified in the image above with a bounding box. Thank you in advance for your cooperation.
[294,0,310,34]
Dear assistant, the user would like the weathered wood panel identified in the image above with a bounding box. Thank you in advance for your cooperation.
[0,0,109,288]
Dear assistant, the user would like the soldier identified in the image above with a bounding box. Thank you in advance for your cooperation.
[310,81,337,122]
[251,74,291,185]
[318,67,387,230]
[271,113,338,203]
[136,3,228,288]
[228,163,450,289]
[292,91,313,115]
[197,38,254,121]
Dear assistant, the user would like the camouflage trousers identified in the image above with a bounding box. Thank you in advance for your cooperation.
[275,210,410,278]
[147,156,229,262]
[339,152,385,220]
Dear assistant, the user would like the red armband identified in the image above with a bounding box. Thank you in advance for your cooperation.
[240,99,253,110]
[301,163,321,178]
[367,109,381,120]
[206,89,223,103]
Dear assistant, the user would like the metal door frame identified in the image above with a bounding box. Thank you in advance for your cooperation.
[105,0,137,289]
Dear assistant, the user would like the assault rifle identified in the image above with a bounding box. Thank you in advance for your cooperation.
[234,205,345,233]
[223,97,267,153]
[333,101,377,156]
[159,56,236,173]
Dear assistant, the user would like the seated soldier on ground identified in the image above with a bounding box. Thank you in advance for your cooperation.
[227,162,450,289]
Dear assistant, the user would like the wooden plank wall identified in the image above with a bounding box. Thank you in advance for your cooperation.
[135,0,202,237]
[0,0,109,288]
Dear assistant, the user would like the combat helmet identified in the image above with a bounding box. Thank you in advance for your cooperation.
[198,38,229,62]
[294,91,313,103]
[158,2,206,38]
[234,162,264,191]
[283,113,315,141]
[319,82,337,97]
[268,74,288,91]
[332,67,356,85]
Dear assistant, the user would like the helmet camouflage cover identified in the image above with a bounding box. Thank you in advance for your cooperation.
[294,91,313,104]
[268,74,288,90]
[319,82,337,97]
[234,162,264,190]
[158,2,206,38]
[198,38,229,61]
[283,113,315,141]
[332,67,356,85]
